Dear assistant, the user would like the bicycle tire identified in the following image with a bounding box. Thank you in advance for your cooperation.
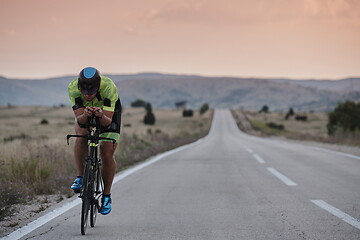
[81,161,91,235]
[90,165,100,227]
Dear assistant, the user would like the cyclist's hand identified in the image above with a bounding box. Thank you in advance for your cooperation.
[93,108,104,118]
[84,107,94,117]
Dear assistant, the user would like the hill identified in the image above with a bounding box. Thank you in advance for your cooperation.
[0,73,359,111]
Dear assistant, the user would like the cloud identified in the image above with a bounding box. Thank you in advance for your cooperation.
[141,0,360,26]
[143,1,203,22]
[302,0,360,23]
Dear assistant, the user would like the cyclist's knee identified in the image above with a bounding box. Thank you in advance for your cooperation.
[100,150,114,162]
[100,143,116,162]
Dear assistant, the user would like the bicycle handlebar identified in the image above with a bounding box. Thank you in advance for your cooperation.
[66,134,116,145]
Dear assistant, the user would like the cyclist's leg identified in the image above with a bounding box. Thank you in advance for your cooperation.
[99,100,121,194]
[74,121,88,176]
[100,142,118,194]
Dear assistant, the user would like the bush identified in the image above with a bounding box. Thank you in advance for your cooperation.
[327,101,360,135]
[3,133,30,142]
[285,107,295,120]
[266,122,284,130]
[259,105,269,113]
[295,115,308,121]
[40,119,49,125]
[183,109,194,117]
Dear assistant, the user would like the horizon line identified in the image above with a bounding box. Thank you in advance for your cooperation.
[1,71,359,81]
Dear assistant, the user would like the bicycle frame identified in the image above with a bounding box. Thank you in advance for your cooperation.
[67,115,116,235]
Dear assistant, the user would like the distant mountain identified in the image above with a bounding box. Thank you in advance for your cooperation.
[0,73,359,111]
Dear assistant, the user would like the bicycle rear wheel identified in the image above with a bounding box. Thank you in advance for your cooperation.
[81,161,91,235]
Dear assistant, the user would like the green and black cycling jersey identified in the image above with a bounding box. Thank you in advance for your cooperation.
[68,75,122,142]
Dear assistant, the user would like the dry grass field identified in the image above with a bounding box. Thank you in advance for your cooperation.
[232,109,360,146]
[0,105,212,227]
[245,110,328,138]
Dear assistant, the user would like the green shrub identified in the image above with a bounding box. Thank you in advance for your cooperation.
[266,122,285,130]
[327,101,360,135]
[3,134,30,142]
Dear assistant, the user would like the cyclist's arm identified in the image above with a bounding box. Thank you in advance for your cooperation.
[74,107,114,127]
[74,107,92,125]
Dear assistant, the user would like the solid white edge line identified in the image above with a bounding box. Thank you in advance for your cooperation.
[311,200,360,230]
[252,154,266,164]
[310,147,360,160]
[267,167,297,186]
[1,111,218,240]
[1,199,81,240]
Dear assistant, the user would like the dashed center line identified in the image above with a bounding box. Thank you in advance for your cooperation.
[243,146,254,153]
[252,154,266,164]
[267,167,297,186]
[311,200,360,230]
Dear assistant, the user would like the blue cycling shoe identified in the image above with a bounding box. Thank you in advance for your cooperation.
[71,176,83,193]
[100,195,112,215]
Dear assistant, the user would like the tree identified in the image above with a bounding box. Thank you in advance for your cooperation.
[327,101,360,135]
[144,103,156,125]
[285,107,295,120]
[199,103,209,115]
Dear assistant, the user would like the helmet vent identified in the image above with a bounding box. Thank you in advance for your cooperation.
[83,67,97,79]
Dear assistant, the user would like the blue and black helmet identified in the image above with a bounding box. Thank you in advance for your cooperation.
[78,67,101,95]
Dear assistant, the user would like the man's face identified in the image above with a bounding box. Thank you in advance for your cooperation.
[83,92,97,101]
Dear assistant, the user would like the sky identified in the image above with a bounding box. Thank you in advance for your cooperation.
[1,0,360,79]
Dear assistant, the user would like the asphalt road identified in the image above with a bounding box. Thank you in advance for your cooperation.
[5,109,360,239]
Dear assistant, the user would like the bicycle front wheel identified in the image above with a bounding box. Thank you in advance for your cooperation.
[81,161,91,235]
[90,165,101,227]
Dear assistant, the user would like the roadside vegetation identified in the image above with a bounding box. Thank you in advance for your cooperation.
[231,101,360,147]
[0,106,212,223]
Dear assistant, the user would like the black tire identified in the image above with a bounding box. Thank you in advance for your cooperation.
[90,166,101,227]
[81,161,91,235]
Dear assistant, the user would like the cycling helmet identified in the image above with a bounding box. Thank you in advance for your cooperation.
[78,67,101,95]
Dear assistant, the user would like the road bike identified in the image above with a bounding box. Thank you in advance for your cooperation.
[67,115,116,235]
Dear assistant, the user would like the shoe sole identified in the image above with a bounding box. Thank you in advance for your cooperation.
[100,209,111,215]
[72,188,81,193]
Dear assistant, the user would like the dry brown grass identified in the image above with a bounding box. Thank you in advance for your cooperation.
[244,110,328,138]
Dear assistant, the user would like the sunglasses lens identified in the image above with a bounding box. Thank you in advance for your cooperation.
[81,86,97,95]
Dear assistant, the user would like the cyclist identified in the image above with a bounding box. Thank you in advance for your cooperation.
[68,67,122,215]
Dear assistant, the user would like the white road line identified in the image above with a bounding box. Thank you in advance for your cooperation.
[252,154,266,164]
[311,200,360,230]
[0,199,81,240]
[310,147,360,160]
[267,167,297,186]
[243,146,254,153]
[1,112,219,240]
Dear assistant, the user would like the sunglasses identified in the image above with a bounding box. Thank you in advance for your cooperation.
[80,86,98,95]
